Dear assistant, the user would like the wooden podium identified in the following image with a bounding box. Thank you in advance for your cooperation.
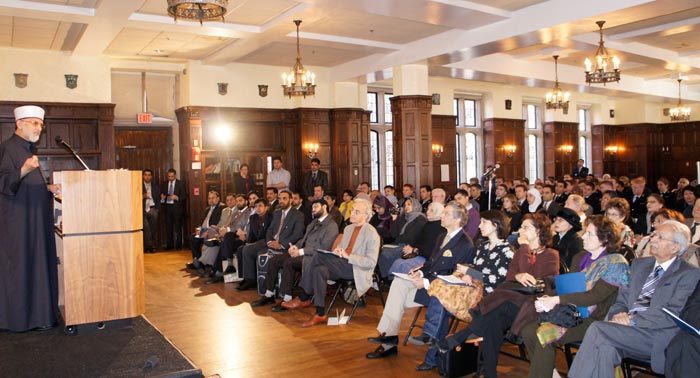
[53,170,145,328]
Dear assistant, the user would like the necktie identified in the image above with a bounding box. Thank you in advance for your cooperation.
[202,206,214,228]
[344,225,363,255]
[440,233,452,248]
[169,181,174,195]
[222,208,233,228]
[312,172,317,181]
[274,211,287,240]
[629,266,664,315]
[692,223,700,245]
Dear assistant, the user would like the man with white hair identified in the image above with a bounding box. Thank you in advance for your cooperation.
[0,105,62,332]
[569,220,700,378]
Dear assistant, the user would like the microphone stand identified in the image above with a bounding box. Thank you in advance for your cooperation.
[56,138,90,171]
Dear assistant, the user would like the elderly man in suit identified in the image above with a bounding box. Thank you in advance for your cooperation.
[251,198,338,309]
[236,190,305,291]
[282,198,380,328]
[185,191,224,272]
[569,220,700,378]
[365,201,475,359]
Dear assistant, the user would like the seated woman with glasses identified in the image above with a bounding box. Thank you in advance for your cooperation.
[521,215,630,378]
[437,213,559,378]
[605,197,634,248]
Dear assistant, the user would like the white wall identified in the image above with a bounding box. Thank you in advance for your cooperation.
[0,47,111,103]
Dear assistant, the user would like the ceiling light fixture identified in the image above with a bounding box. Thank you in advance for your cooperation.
[545,55,570,112]
[166,0,228,25]
[282,20,316,98]
[670,78,691,121]
[584,21,620,85]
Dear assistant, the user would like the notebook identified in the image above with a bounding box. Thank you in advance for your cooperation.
[555,271,589,318]
[663,308,700,336]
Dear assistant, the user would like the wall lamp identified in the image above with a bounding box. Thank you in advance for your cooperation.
[560,144,573,156]
[503,144,517,159]
[605,145,621,155]
[304,142,319,159]
[432,144,443,158]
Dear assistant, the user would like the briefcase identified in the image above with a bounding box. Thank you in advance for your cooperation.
[438,342,479,378]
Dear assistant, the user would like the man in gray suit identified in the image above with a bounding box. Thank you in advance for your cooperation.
[251,198,338,309]
[282,198,380,328]
[569,220,700,377]
[236,190,305,291]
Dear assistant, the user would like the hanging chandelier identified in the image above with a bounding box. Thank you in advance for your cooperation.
[166,0,228,25]
[545,55,570,112]
[584,21,620,85]
[670,78,691,121]
[282,20,316,98]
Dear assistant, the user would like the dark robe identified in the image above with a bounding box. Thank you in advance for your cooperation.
[0,134,59,331]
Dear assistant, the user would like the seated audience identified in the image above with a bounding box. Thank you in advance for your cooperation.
[186,191,224,272]
[377,197,427,278]
[283,198,380,327]
[522,215,630,378]
[370,195,394,243]
[365,202,473,359]
[551,208,584,268]
[438,213,559,378]
[387,202,446,276]
[568,220,700,377]
[410,210,513,372]
[605,197,634,248]
[502,193,522,233]
[525,187,543,214]
[636,208,685,258]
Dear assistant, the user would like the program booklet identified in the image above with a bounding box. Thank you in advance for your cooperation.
[663,307,700,336]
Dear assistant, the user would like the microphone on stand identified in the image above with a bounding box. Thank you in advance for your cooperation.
[55,135,91,171]
[483,163,500,177]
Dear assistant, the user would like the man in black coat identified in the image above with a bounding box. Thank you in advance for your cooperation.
[302,158,328,202]
[161,168,187,249]
[572,159,589,178]
[185,191,224,271]
[142,169,160,253]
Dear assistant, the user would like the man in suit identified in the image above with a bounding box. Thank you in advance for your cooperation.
[282,198,381,327]
[453,189,480,239]
[230,198,272,284]
[265,187,279,213]
[627,177,648,235]
[204,194,251,284]
[664,280,700,378]
[419,185,432,213]
[569,221,700,377]
[236,190,305,291]
[541,184,562,219]
[161,168,187,250]
[582,181,602,214]
[572,159,589,178]
[302,158,329,202]
[251,198,338,309]
[292,191,312,226]
[657,177,677,211]
[142,169,160,253]
[515,184,528,215]
[553,180,569,205]
[323,192,344,230]
[184,191,224,271]
[365,201,475,359]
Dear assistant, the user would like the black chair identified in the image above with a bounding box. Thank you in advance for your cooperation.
[563,342,581,368]
[403,306,424,346]
[619,245,637,263]
[325,270,385,323]
[621,357,665,378]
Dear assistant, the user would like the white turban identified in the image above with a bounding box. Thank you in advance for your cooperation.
[14,105,45,121]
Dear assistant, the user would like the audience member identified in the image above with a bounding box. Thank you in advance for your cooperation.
[267,157,291,192]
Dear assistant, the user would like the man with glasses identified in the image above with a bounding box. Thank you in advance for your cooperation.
[0,105,62,332]
[569,221,700,377]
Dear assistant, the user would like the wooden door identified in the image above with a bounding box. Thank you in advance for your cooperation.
[115,127,173,248]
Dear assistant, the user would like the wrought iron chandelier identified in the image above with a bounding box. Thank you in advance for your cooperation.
[584,21,620,85]
[167,0,228,25]
[545,55,570,112]
[670,78,691,121]
[282,20,316,98]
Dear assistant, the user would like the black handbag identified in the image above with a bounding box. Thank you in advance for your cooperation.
[505,278,545,295]
[538,303,583,328]
[438,342,479,378]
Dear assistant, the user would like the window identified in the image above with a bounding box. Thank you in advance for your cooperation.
[578,108,592,168]
[384,93,393,124]
[370,130,379,189]
[464,99,476,127]
[465,133,477,180]
[454,98,479,127]
[528,135,538,180]
[367,92,378,123]
[456,134,463,184]
[453,99,459,126]
[523,103,543,181]
[385,130,394,187]
[455,97,482,186]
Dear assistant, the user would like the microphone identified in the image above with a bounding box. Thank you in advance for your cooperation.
[55,135,90,171]
[483,163,500,177]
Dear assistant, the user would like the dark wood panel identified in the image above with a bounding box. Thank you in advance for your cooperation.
[432,114,457,190]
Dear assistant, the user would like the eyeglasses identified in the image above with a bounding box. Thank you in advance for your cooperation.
[605,211,622,218]
[650,233,677,244]
[23,120,45,129]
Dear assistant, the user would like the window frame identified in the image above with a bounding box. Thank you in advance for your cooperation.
[522,102,544,182]
[454,96,483,186]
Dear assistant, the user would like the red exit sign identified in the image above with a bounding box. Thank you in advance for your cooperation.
[137,113,152,124]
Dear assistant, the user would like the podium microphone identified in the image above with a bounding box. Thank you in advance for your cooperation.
[483,163,500,177]
[55,136,90,171]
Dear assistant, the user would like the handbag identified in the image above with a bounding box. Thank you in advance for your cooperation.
[538,303,582,328]
[438,342,479,378]
[505,278,545,295]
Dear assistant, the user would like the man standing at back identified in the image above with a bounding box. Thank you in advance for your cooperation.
[161,168,187,250]
[267,157,291,192]
[303,158,328,202]
[0,105,62,332]
[142,168,160,253]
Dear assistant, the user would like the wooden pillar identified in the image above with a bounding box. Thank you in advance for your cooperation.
[431,114,457,189]
[543,121,579,178]
[290,108,331,196]
[330,108,372,193]
[390,95,433,190]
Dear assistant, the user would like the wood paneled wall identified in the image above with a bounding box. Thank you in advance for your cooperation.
[431,114,457,189]
[330,109,371,194]
[543,121,579,178]
[390,95,433,191]
[483,118,525,179]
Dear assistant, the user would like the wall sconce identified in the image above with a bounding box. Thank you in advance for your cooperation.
[304,142,319,159]
[432,144,443,158]
[503,144,517,159]
[560,145,573,156]
[605,145,620,155]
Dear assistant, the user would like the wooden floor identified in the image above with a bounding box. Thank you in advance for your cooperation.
[142,251,556,378]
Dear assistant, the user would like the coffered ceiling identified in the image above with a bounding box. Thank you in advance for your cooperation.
[2,0,700,102]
